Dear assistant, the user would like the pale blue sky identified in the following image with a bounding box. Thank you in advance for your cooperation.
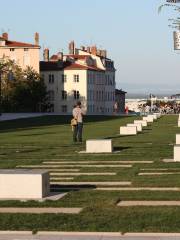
[1,0,180,94]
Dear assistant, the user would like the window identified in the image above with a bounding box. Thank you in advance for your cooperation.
[74,74,79,82]
[10,48,14,52]
[61,105,67,113]
[62,90,67,100]
[48,90,54,101]
[62,74,67,83]
[24,48,29,51]
[74,90,80,99]
[48,74,54,84]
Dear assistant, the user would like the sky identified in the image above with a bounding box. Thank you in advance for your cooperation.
[1,0,180,95]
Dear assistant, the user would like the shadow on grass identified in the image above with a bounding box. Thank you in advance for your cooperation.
[0,115,133,133]
[114,146,131,151]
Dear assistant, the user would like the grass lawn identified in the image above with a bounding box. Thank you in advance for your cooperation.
[1,114,180,232]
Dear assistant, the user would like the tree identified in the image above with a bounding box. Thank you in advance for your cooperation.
[0,58,47,112]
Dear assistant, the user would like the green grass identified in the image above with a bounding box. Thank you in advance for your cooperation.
[1,114,180,232]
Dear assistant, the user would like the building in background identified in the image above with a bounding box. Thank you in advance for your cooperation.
[40,42,116,115]
[115,89,127,113]
[0,32,40,72]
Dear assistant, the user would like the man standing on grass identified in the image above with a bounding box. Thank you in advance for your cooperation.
[72,101,85,143]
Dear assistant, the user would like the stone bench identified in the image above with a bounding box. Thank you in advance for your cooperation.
[0,169,50,200]
[120,126,137,135]
[86,139,113,153]
[134,120,147,127]
[127,123,142,132]
[174,145,180,162]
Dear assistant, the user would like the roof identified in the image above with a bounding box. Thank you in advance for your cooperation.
[115,89,127,95]
[40,61,104,72]
[0,37,40,48]
[50,54,89,61]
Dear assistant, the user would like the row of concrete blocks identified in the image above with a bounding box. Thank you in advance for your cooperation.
[119,113,161,136]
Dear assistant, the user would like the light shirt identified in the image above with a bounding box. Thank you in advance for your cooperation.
[72,107,85,123]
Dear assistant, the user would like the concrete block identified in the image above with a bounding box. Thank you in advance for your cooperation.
[176,134,180,144]
[120,126,137,135]
[127,123,142,132]
[86,139,112,153]
[134,120,147,127]
[153,113,161,118]
[143,116,154,123]
[174,145,180,162]
[178,120,180,127]
[0,170,50,199]
[149,114,157,120]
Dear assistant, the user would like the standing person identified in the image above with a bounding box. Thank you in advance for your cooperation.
[72,101,85,143]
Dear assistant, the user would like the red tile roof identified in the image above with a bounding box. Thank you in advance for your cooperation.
[40,61,104,72]
[5,40,40,48]
[0,36,40,48]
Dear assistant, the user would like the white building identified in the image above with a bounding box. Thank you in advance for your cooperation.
[40,42,116,115]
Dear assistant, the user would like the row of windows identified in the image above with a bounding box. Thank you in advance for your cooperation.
[47,90,80,101]
[88,90,115,102]
[88,75,115,86]
[87,105,113,113]
[48,74,79,84]
[47,74,115,86]
[10,48,29,52]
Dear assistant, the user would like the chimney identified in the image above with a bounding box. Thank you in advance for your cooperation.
[69,41,75,55]
[87,47,91,53]
[91,46,97,55]
[57,52,63,61]
[2,32,8,40]
[81,46,85,51]
[43,48,49,62]
[35,32,39,45]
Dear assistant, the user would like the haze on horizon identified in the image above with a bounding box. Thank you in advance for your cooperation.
[1,0,180,95]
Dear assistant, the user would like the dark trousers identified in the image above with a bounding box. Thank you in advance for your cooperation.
[73,123,83,142]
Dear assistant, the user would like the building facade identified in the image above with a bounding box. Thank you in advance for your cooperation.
[115,89,127,113]
[0,32,40,72]
[40,42,116,115]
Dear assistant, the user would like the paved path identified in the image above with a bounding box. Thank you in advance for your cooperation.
[118,201,180,206]
[1,232,180,240]
[43,161,153,164]
[50,172,116,176]
[138,172,180,176]
[0,208,82,214]
[96,187,180,191]
[50,181,131,186]
[18,164,132,168]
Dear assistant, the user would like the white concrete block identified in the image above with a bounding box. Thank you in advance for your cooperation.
[127,123,142,132]
[149,114,157,120]
[176,134,180,144]
[174,145,180,162]
[153,113,161,118]
[134,120,147,127]
[86,139,112,153]
[120,126,137,135]
[143,116,154,123]
[0,170,50,199]
[178,120,180,127]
